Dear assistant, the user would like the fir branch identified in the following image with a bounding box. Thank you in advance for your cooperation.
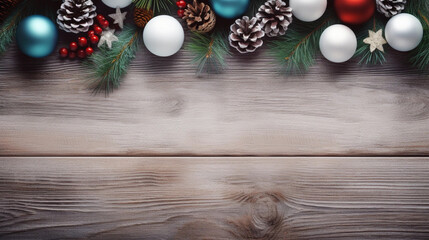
[133,0,174,13]
[87,26,142,94]
[0,0,58,55]
[406,1,429,69]
[269,15,335,73]
[187,31,230,74]
[355,15,387,65]
[246,0,266,16]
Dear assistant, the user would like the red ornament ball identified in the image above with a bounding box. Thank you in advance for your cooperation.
[77,49,86,59]
[335,0,375,25]
[69,51,76,59]
[94,26,103,35]
[88,30,95,37]
[100,20,109,29]
[96,14,105,23]
[85,47,94,56]
[90,35,99,44]
[69,42,78,51]
[176,0,186,8]
[78,37,88,47]
[59,48,68,58]
[177,9,185,18]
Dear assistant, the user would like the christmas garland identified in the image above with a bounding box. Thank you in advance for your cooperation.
[0,0,428,94]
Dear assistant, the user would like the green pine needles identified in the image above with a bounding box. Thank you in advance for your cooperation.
[355,16,387,65]
[87,26,142,94]
[187,31,230,74]
[407,0,429,69]
[133,0,174,12]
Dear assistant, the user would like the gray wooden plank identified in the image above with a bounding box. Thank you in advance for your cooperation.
[1,45,429,156]
[0,157,429,239]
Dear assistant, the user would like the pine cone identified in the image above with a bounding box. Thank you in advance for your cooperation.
[229,16,265,54]
[256,0,292,37]
[57,0,97,34]
[182,0,216,33]
[0,0,20,24]
[376,0,406,18]
[134,7,153,28]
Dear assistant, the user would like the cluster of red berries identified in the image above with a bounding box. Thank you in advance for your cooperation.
[59,14,110,59]
[176,0,187,17]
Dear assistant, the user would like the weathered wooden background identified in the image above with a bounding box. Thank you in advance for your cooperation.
[1,33,429,239]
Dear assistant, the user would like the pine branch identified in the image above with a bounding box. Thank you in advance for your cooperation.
[355,15,387,65]
[187,30,230,74]
[133,0,174,13]
[87,26,142,94]
[406,1,429,69]
[269,14,336,73]
[0,0,58,55]
[246,0,266,16]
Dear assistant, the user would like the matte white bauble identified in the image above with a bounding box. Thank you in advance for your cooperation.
[319,24,357,63]
[101,0,133,8]
[385,13,423,52]
[290,0,327,22]
[143,15,185,57]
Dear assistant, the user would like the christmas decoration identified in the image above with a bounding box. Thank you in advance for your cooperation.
[363,29,387,52]
[143,15,185,57]
[183,0,216,33]
[134,8,153,28]
[256,0,293,38]
[133,0,174,12]
[376,0,406,18]
[59,47,68,58]
[289,0,327,22]
[57,0,97,34]
[319,24,357,63]
[385,13,423,52]
[408,0,429,70]
[98,29,119,49]
[109,7,127,29]
[211,0,250,19]
[335,0,375,25]
[101,0,132,9]
[229,16,265,53]
[16,15,58,58]
[0,0,20,24]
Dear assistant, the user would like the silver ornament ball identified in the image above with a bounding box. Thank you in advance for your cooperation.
[385,13,423,52]
[101,0,132,8]
[319,24,357,63]
[290,0,327,22]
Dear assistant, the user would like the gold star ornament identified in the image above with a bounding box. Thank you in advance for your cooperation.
[363,29,387,53]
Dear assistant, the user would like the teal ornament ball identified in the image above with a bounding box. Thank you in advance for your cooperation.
[211,0,250,19]
[16,15,58,58]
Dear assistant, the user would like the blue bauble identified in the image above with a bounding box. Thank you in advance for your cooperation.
[16,15,58,58]
[211,0,250,19]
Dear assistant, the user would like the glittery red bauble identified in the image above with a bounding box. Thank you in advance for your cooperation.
[335,0,375,25]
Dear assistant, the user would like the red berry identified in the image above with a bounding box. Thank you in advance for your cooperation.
[88,30,95,37]
[94,26,103,35]
[177,9,185,17]
[78,37,88,47]
[90,35,99,44]
[176,0,186,8]
[85,47,94,56]
[69,51,76,59]
[77,49,86,59]
[69,42,78,51]
[100,20,109,29]
[59,48,68,58]
[96,14,105,23]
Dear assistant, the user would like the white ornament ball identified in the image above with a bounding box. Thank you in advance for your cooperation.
[290,0,327,22]
[385,13,423,52]
[319,24,357,63]
[143,15,185,57]
[101,0,133,8]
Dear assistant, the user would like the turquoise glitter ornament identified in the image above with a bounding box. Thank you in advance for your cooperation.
[16,15,58,58]
[211,0,249,19]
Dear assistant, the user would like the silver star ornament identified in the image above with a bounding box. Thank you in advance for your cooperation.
[108,7,127,29]
[363,29,387,53]
[98,29,119,49]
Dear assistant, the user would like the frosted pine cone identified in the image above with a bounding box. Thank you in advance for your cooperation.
[376,0,406,18]
[229,16,265,54]
[57,0,97,33]
[256,0,293,37]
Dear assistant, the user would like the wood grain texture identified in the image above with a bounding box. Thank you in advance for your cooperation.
[1,44,429,156]
[1,157,429,239]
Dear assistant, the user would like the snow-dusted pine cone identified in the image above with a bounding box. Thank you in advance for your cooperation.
[256,0,292,37]
[229,16,265,54]
[376,0,406,18]
[57,0,97,33]
[183,0,216,33]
